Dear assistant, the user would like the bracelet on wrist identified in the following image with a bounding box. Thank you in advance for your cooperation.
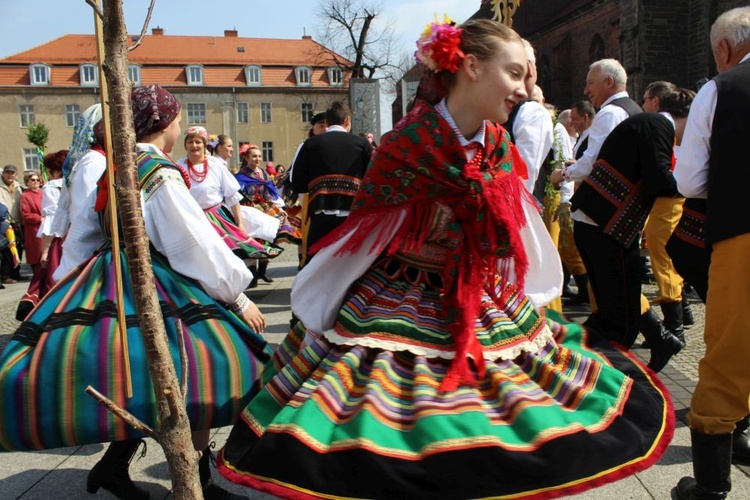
[230,293,251,314]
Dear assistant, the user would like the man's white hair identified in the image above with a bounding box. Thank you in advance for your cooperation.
[710,7,750,51]
[522,39,536,65]
[589,58,627,87]
[558,109,572,125]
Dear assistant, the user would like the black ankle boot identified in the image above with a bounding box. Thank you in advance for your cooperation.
[733,414,750,465]
[683,293,695,328]
[248,262,258,289]
[199,445,245,500]
[639,308,683,373]
[569,274,589,305]
[673,430,732,499]
[257,260,273,283]
[87,439,149,499]
[660,300,685,345]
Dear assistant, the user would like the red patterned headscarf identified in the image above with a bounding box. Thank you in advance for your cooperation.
[131,85,181,141]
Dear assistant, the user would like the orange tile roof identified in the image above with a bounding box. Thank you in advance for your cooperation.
[0,33,352,88]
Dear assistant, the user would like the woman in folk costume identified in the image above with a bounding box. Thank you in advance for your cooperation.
[217,18,673,500]
[176,127,281,261]
[0,85,271,500]
[15,151,67,320]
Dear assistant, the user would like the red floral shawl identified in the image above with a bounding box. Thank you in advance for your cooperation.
[312,101,533,392]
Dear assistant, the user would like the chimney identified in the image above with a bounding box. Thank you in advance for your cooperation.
[152,27,164,36]
[302,35,312,40]
[224,29,238,37]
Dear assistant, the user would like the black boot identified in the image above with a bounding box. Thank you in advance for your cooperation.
[733,415,750,465]
[257,260,273,283]
[673,430,732,499]
[248,262,258,289]
[683,293,695,328]
[199,445,246,499]
[569,274,590,305]
[87,439,149,499]
[639,308,684,373]
[660,300,685,345]
[561,265,575,298]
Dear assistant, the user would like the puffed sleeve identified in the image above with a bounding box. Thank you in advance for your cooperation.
[217,159,243,207]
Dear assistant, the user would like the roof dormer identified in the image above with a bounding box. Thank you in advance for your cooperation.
[30,63,50,86]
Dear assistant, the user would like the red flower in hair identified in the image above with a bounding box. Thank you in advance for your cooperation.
[415,16,465,74]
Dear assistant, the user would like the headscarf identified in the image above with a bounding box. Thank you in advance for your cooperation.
[184,126,209,142]
[131,85,181,141]
[62,104,102,185]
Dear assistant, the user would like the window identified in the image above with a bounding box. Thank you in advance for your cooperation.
[237,102,249,123]
[244,65,262,86]
[65,104,80,128]
[30,64,50,86]
[23,148,40,170]
[328,66,344,86]
[262,141,274,163]
[187,103,206,124]
[301,102,314,123]
[186,65,204,86]
[260,103,272,123]
[80,63,99,87]
[295,66,311,86]
[589,34,605,63]
[128,65,141,86]
[19,105,35,128]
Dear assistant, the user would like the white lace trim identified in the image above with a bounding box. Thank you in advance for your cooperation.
[319,323,555,361]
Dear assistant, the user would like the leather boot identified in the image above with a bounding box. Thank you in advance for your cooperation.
[673,430,731,499]
[257,260,273,283]
[639,308,684,373]
[561,265,575,298]
[569,274,590,305]
[683,293,695,328]
[733,414,750,466]
[199,445,245,499]
[248,262,258,289]
[87,439,149,499]
[660,300,685,345]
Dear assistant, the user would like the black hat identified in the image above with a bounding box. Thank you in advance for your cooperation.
[310,112,326,125]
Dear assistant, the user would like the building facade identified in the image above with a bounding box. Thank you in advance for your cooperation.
[0,28,350,173]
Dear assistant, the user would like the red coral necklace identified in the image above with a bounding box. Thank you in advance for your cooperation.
[186,157,208,183]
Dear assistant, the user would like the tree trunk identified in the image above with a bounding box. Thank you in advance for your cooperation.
[99,2,203,498]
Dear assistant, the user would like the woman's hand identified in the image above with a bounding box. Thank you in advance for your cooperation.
[40,249,49,269]
[241,301,266,334]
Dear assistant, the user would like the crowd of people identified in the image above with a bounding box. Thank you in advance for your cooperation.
[0,6,749,500]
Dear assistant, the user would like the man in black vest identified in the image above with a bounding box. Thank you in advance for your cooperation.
[571,88,693,373]
[672,7,750,500]
[292,101,372,263]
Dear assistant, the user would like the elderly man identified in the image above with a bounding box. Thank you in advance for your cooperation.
[0,164,22,283]
[672,7,750,500]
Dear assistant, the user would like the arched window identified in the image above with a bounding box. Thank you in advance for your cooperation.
[244,65,262,86]
[29,63,50,86]
[80,63,99,87]
[327,66,344,86]
[186,65,204,86]
[295,66,312,86]
[589,34,605,63]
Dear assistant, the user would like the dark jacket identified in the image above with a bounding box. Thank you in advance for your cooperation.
[571,112,677,247]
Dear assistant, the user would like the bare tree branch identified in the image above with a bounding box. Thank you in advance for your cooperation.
[86,386,158,438]
[128,0,156,52]
[176,319,188,399]
[85,0,103,19]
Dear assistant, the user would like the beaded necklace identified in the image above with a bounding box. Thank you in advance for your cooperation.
[186,156,208,183]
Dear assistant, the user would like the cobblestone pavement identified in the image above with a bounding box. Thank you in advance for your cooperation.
[2,255,750,499]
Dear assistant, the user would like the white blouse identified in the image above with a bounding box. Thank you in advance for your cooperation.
[176,155,243,210]
[37,177,64,238]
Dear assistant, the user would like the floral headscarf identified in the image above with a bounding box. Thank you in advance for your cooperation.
[131,85,181,141]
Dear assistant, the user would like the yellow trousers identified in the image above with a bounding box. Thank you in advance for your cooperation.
[645,196,685,303]
[688,233,750,434]
[542,192,562,313]
[558,219,586,276]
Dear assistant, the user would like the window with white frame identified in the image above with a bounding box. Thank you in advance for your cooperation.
[186,65,204,86]
[65,104,80,128]
[237,102,249,123]
[260,103,272,123]
[187,103,206,124]
[19,105,35,128]
[128,65,141,86]
[295,66,311,86]
[244,65,262,86]
[262,141,274,162]
[23,148,40,170]
[328,66,344,86]
[30,64,50,86]
[80,63,99,87]
[301,102,314,123]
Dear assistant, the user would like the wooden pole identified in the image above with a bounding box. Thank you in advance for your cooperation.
[92,0,133,398]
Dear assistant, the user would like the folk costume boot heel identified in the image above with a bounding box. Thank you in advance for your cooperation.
[570,274,590,305]
[200,444,245,500]
[660,300,685,345]
[639,308,683,373]
[732,414,750,465]
[673,430,732,500]
[257,260,273,283]
[86,439,149,499]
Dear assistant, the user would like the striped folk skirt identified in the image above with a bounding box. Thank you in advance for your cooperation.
[0,247,272,452]
[218,257,673,499]
[204,204,283,259]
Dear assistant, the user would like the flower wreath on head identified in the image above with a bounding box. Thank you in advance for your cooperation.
[415,15,465,73]
[207,134,220,150]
